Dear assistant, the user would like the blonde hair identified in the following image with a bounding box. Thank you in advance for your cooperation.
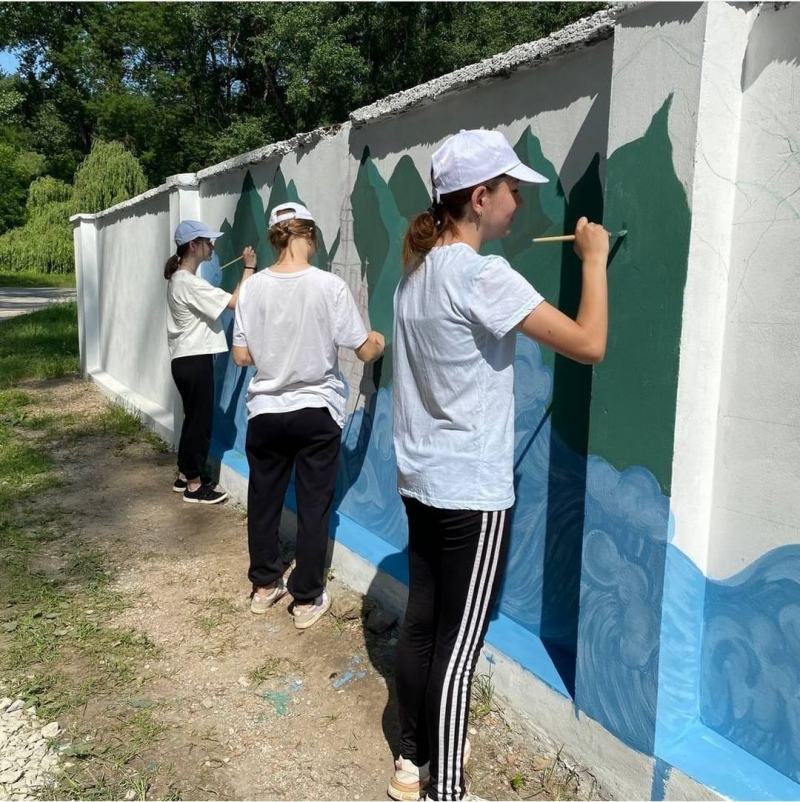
[402,177,503,273]
[268,218,318,254]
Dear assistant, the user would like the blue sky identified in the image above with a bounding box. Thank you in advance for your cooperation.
[0,50,19,74]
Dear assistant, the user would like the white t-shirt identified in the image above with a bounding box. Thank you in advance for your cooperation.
[393,243,544,511]
[166,269,231,360]
[232,267,369,427]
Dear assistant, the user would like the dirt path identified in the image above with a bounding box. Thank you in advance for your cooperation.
[4,376,604,801]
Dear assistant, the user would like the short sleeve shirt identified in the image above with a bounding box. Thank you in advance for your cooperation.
[233,267,368,427]
[166,269,231,359]
[392,243,544,510]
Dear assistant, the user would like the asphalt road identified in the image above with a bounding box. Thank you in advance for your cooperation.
[0,287,77,320]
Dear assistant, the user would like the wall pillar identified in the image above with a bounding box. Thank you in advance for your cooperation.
[71,213,100,378]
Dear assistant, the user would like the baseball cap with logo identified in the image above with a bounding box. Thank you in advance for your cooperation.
[431,129,548,201]
[174,220,224,246]
[268,202,316,229]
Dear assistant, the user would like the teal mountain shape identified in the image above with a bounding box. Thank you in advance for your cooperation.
[213,168,337,287]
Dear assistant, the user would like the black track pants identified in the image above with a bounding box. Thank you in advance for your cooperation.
[246,407,341,602]
[395,497,511,801]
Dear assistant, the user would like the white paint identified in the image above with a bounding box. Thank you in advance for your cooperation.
[708,3,800,577]
[669,2,755,572]
[605,2,707,195]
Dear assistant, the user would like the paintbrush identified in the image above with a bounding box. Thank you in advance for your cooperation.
[532,229,628,243]
[219,254,244,269]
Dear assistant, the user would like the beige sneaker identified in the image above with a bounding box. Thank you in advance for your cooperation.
[292,589,331,629]
[387,739,469,801]
[388,757,430,801]
[250,579,288,614]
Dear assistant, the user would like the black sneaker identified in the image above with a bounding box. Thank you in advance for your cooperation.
[183,484,228,505]
[173,476,214,493]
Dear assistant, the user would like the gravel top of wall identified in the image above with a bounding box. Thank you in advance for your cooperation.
[70,172,198,224]
[349,5,630,127]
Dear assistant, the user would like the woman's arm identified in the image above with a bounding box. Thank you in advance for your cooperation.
[355,330,385,363]
[232,345,254,366]
[517,217,609,365]
[226,246,257,310]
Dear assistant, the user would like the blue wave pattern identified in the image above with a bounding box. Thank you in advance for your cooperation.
[336,386,407,549]
[701,547,800,783]
[576,457,670,753]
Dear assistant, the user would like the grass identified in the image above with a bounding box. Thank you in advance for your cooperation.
[0,302,80,387]
[248,656,303,685]
[0,271,76,288]
[471,670,497,719]
[0,308,179,799]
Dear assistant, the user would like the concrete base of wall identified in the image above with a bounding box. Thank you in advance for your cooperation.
[89,370,176,447]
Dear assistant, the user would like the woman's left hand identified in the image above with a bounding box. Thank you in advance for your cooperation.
[242,246,257,270]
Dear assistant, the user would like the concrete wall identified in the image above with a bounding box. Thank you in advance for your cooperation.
[71,4,800,800]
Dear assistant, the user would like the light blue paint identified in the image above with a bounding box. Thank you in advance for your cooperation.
[261,689,292,716]
[658,542,800,798]
[332,655,367,689]
[658,712,800,801]
[575,457,670,754]
[702,547,800,784]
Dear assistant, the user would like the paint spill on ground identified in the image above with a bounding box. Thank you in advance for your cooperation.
[331,655,367,690]
[260,677,304,716]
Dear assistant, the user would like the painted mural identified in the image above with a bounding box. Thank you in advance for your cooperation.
[190,98,799,795]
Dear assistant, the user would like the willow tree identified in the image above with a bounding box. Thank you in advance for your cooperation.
[0,140,147,273]
[73,139,148,214]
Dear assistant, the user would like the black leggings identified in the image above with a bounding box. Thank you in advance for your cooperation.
[171,354,215,481]
[395,498,511,801]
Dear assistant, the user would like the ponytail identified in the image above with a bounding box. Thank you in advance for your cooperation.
[401,177,504,274]
[164,242,191,279]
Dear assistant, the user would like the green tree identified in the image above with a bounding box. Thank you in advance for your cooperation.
[0,139,146,273]
[1,2,606,184]
[72,139,147,213]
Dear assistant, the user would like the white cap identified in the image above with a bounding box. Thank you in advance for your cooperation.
[174,220,224,246]
[268,202,315,228]
[431,129,548,200]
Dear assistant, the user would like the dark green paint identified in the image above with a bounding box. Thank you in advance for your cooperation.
[388,155,432,221]
[588,97,691,495]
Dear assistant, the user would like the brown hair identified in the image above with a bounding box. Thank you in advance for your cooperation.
[402,177,504,273]
[164,242,191,280]
[268,218,318,254]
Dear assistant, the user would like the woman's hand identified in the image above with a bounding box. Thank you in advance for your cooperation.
[573,217,609,264]
[242,246,257,270]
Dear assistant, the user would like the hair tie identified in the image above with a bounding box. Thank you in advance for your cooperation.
[427,200,444,228]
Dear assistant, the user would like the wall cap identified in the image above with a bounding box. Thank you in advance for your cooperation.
[349,6,627,127]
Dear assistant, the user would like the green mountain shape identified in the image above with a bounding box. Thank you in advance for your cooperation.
[351,147,404,347]
[588,95,691,495]
[388,155,431,221]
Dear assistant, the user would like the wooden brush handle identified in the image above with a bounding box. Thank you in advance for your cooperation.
[531,235,576,243]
